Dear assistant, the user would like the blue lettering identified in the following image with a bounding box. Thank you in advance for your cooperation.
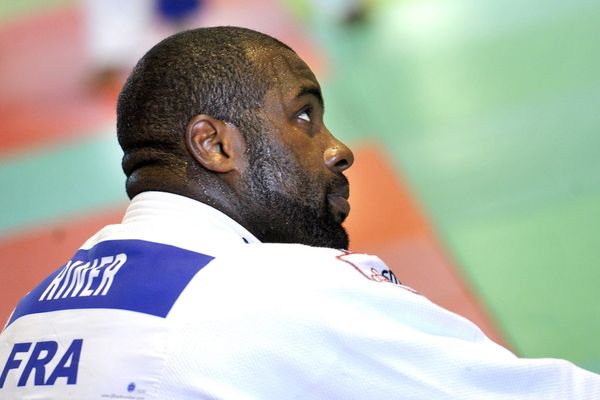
[0,339,83,387]
[389,270,400,284]
[0,342,31,388]
[46,339,83,385]
[17,340,58,386]
[382,269,401,285]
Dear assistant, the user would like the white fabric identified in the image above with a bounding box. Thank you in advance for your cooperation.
[1,191,599,399]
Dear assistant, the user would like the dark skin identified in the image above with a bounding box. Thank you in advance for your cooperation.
[182,47,354,247]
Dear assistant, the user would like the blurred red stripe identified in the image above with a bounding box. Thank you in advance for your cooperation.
[345,145,507,346]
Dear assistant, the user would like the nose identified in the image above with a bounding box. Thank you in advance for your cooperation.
[324,138,354,174]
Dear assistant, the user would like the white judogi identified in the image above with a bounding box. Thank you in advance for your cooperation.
[1,191,599,399]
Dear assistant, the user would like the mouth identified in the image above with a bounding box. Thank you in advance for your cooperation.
[328,195,350,223]
[327,182,350,224]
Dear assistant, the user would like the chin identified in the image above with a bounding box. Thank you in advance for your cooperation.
[300,223,349,250]
[259,220,349,250]
[322,228,349,250]
[243,187,349,249]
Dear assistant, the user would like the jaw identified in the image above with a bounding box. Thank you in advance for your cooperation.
[243,196,349,249]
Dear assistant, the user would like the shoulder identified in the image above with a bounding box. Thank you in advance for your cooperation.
[211,243,387,279]
[183,242,413,301]
[232,243,346,269]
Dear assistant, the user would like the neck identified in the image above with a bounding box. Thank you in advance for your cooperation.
[127,170,254,237]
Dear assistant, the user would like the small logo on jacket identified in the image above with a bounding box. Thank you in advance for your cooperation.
[336,252,419,294]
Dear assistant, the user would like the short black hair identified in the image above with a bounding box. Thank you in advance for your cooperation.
[116,26,293,198]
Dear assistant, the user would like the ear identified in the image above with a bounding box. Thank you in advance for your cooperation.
[185,114,246,173]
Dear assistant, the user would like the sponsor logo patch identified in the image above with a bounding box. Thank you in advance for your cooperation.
[336,251,419,294]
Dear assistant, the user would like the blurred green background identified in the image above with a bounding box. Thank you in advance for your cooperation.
[294,0,600,370]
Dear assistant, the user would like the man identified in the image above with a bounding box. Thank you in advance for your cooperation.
[1,26,599,399]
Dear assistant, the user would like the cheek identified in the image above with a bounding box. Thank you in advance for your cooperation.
[258,124,329,198]
[286,145,332,198]
[273,153,323,202]
[286,135,326,173]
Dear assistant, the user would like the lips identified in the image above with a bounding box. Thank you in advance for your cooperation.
[327,178,350,223]
[328,195,350,223]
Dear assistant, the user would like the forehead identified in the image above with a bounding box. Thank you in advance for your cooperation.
[248,47,320,96]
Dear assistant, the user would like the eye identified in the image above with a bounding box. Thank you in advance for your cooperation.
[297,108,312,123]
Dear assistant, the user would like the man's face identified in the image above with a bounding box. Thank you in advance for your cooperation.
[238,49,354,249]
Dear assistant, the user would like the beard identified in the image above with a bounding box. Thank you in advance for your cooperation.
[237,120,350,249]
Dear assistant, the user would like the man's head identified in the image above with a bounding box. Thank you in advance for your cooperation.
[117,26,354,249]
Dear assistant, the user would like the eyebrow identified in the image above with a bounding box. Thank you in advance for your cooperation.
[296,86,324,109]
